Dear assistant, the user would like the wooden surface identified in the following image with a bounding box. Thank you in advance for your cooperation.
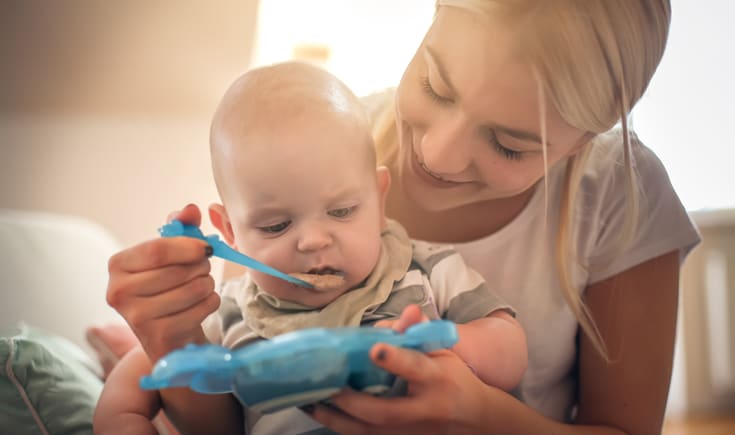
[663,415,735,435]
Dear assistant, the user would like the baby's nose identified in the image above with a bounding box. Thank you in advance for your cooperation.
[296,223,332,252]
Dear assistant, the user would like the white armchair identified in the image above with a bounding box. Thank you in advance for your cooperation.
[0,209,124,351]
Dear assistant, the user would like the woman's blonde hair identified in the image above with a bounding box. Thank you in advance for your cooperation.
[374,0,671,358]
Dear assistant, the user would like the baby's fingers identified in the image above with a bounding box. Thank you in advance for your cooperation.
[391,304,429,333]
[372,319,397,329]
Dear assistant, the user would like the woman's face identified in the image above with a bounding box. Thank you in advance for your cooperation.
[395,6,589,211]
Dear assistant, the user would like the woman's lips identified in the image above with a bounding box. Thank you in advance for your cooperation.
[410,149,468,189]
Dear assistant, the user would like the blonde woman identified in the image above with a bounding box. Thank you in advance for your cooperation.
[305,1,700,434]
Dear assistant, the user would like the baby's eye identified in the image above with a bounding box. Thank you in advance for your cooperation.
[327,206,357,219]
[257,220,291,233]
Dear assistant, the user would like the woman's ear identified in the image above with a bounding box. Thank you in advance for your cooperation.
[209,203,236,247]
[376,166,392,229]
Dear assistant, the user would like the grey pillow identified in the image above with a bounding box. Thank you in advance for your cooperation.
[0,324,102,435]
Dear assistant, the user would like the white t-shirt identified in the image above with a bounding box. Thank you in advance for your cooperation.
[442,130,701,421]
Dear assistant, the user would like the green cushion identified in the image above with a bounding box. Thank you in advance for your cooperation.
[0,324,102,435]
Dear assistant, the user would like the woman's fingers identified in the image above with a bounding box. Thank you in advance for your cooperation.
[120,259,212,297]
[370,343,441,382]
[167,203,202,226]
[321,348,451,425]
[121,274,216,323]
[108,237,210,275]
[322,389,429,427]
[305,402,367,435]
[310,401,441,435]
[108,246,213,313]
[316,347,473,430]
[132,291,220,361]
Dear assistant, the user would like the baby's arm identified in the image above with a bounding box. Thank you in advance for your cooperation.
[94,346,161,435]
[452,310,527,391]
[411,242,527,391]
[94,345,246,435]
[375,306,527,391]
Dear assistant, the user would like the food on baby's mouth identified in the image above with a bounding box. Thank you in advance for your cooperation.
[290,272,345,290]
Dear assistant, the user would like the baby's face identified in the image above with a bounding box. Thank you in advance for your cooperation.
[220,110,385,308]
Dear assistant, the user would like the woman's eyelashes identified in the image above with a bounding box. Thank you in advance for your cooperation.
[486,130,523,161]
[420,75,452,105]
[420,76,525,162]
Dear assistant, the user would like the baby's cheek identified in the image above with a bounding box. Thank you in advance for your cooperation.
[351,239,383,279]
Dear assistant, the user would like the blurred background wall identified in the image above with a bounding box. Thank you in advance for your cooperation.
[1,1,259,245]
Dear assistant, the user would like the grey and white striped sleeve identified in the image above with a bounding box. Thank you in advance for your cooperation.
[411,240,515,324]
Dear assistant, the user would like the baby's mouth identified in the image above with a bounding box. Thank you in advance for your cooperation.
[289,268,345,291]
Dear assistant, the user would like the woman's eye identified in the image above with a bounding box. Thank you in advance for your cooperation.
[420,76,452,105]
[328,206,357,219]
[258,220,291,233]
[487,130,523,161]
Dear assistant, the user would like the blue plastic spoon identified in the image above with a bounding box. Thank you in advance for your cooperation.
[159,220,313,288]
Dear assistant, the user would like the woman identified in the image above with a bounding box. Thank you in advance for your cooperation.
[305,1,699,434]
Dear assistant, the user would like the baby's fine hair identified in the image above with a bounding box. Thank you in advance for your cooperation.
[210,61,376,198]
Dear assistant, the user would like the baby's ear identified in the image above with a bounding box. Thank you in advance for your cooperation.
[209,203,236,247]
[376,166,391,229]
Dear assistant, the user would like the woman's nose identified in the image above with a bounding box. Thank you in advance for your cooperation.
[296,223,333,252]
[420,119,473,175]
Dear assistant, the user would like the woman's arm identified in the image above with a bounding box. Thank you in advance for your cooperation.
[310,250,680,435]
[575,249,679,434]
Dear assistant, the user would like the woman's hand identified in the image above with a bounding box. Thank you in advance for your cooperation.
[309,305,495,434]
[310,345,493,434]
[106,204,220,361]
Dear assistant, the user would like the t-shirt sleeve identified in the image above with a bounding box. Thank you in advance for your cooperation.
[412,241,515,324]
[585,134,701,283]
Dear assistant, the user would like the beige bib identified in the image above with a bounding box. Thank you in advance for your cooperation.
[244,219,412,338]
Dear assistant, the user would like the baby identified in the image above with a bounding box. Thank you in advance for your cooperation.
[95,61,527,435]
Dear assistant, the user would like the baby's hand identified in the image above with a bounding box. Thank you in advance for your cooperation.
[106,204,219,361]
[373,304,429,332]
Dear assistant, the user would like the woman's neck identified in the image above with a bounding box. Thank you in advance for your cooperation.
[386,178,537,244]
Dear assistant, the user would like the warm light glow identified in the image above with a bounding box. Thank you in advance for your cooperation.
[255,0,734,211]
[253,0,434,97]
[633,0,735,211]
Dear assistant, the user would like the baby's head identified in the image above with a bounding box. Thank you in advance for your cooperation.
[208,61,390,308]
